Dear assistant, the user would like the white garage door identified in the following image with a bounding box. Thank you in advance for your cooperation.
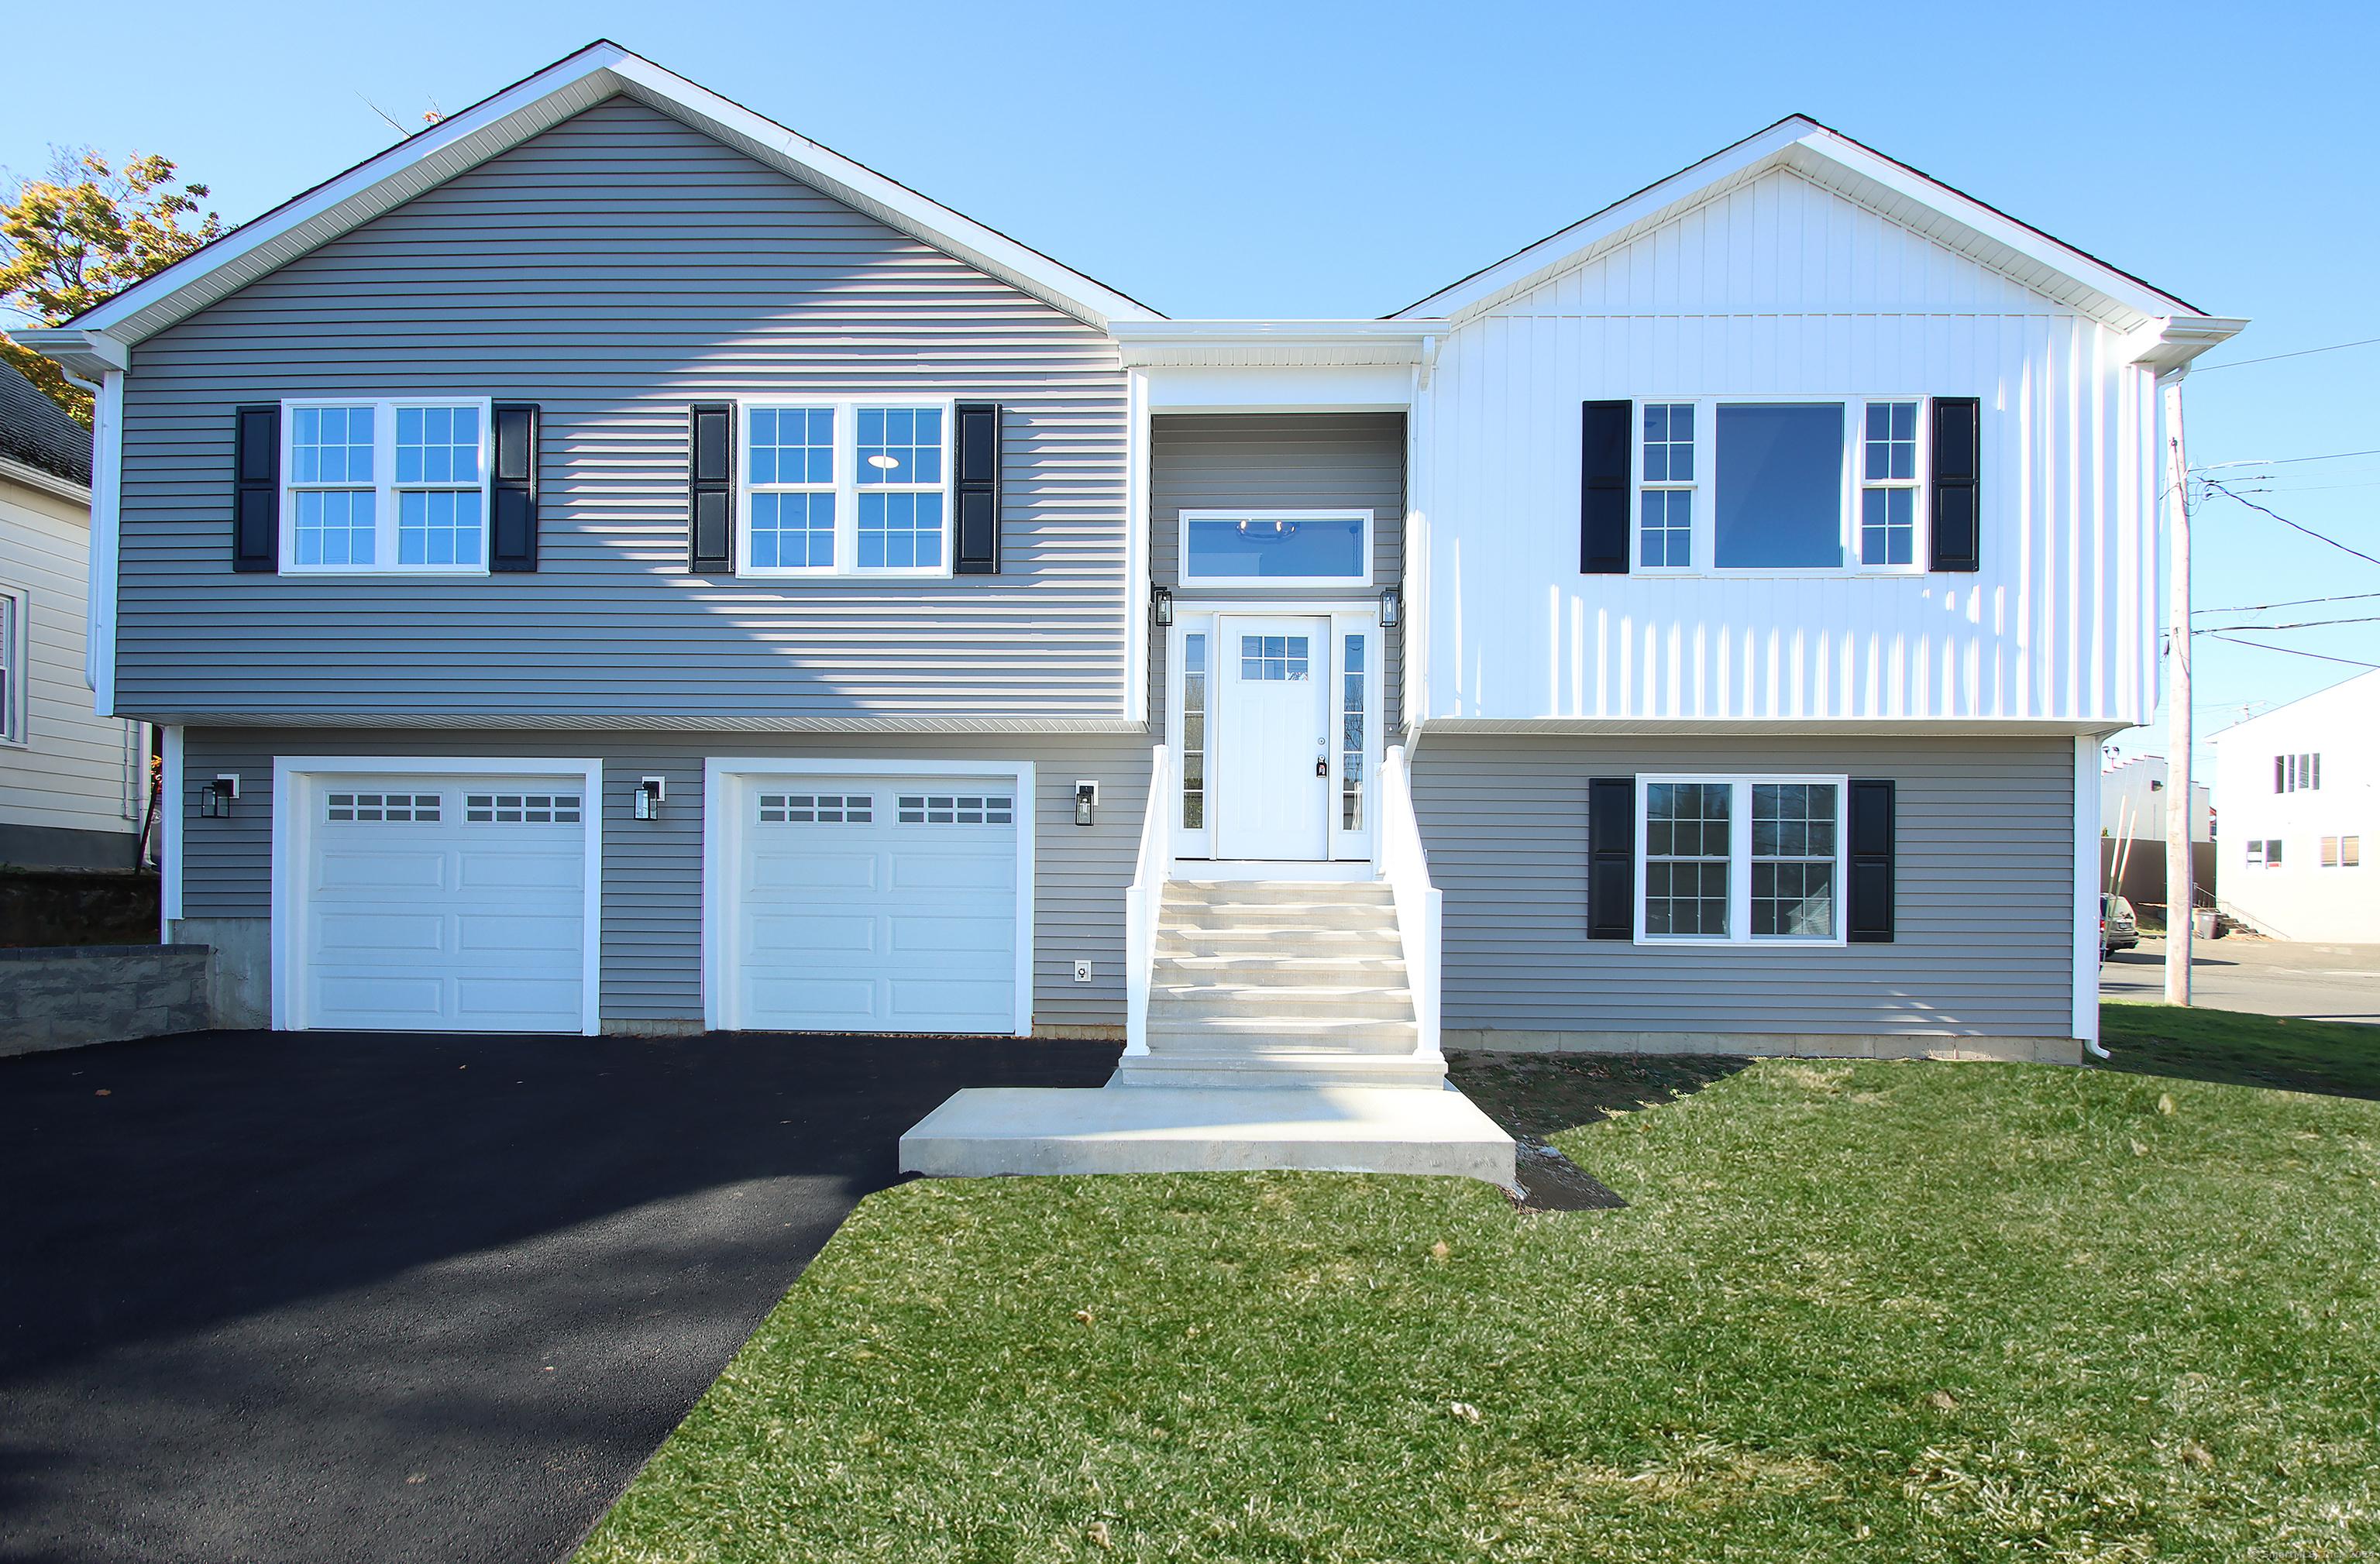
[734,774,1019,1033]
[299,773,590,1032]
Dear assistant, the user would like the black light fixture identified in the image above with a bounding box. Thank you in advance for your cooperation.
[1379,586,1402,627]
[1150,585,1173,627]
[633,775,666,820]
[199,775,239,818]
[1074,781,1099,827]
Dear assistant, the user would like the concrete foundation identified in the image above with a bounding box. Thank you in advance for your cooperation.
[1,944,212,1057]
[900,1082,1517,1187]
[169,916,270,1029]
[1443,1029,2086,1065]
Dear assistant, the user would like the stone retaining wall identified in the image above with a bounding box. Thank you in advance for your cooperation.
[0,944,212,1057]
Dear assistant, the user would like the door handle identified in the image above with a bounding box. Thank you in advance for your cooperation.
[1316,758,1329,777]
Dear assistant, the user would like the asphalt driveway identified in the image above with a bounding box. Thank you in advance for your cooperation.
[0,1029,1119,1564]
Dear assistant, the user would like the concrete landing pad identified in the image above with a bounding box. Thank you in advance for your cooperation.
[899,1083,1516,1188]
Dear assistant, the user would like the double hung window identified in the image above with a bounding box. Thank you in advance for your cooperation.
[0,586,22,744]
[1630,398,1931,573]
[282,399,491,572]
[741,400,951,576]
[2275,753,2322,792]
[2247,838,2281,868]
[1639,775,1845,943]
[2321,836,2361,868]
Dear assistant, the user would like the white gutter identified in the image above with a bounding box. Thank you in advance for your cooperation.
[84,369,122,710]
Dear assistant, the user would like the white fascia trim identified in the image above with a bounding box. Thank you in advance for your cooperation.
[1112,319,1440,368]
[1420,717,2138,737]
[703,756,1037,1037]
[1394,118,2218,331]
[270,755,605,1036]
[87,370,122,709]
[0,453,93,505]
[58,43,1158,343]
[10,328,129,380]
[1125,370,1151,725]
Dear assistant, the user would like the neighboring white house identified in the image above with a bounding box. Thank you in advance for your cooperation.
[2210,669,2378,942]
[0,363,149,868]
[2101,751,2212,846]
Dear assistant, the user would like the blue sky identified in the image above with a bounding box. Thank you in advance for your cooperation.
[8,0,2375,777]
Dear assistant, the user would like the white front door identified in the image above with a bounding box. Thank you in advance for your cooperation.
[731,774,1019,1033]
[1216,615,1331,860]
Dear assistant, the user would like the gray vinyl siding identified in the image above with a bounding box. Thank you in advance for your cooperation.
[1415,734,2076,1036]
[1147,414,1405,741]
[179,727,1148,1028]
[119,98,1128,723]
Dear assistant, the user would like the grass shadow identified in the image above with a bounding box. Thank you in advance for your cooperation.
[2096,1002,2380,1101]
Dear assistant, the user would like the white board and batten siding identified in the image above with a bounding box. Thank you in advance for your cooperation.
[115,98,1132,727]
[0,469,144,852]
[186,729,1147,1033]
[1418,167,2162,727]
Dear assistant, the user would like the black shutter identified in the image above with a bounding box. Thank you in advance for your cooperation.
[1929,397,1980,572]
[954,400,1000,575]
[1847,779,1897,943]
[1587,776,1636,940]
[689,402,734,574]
[490,403,539,572]
[232,404,279,572]
[1580,400,1632,575]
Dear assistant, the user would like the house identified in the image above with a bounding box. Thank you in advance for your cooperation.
[2098,751,2213,919]
[2210,671,2376,942]
[22,43,2243,1180]
[0,364,150,869]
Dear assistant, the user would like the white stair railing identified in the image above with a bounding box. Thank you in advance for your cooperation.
[1376,744,1443,1062]
[1123,744,1174,1057]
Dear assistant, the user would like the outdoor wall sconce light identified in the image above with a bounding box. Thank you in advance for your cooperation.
[199,775,239,818]
[1379,586,1402,627]
[632,776,666,820]
[1150,585,1174,627]
[1074,781,1099,827]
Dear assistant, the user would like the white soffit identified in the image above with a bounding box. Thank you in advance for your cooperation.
[58,41,1160,348]
[1111,320,1439,369]
[1394,117,2237,342]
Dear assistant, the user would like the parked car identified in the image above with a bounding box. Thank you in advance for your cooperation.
[2102,895,2140,958]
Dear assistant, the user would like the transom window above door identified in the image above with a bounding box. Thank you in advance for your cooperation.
[1181,510,1371,586]
[741,400,951,576]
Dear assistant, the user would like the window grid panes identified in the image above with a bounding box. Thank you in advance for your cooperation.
[325,792,440,823]
[1645,782,1732,937]
[1639,404,1695,568]
[743,403,948,575]
[1181,634,1206,830]
[758,792,872,823]
[1340,634,1365,830]
[1240,635,1309,682]
[896,794,1013,826]
[1859,401,1921,567]
[294,490,376,566]
[387,404,483,566]
[464,793,581,824]
[1751,783,1838,937]
[286,400,489,572]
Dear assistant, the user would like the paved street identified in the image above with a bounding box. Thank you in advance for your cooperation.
[0,1029,1119,1564]
[2100,937,2380,1024]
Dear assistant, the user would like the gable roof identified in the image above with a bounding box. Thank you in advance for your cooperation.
[1391,115,2241,345]
[50,41,1162,349]
[0,363,92,488]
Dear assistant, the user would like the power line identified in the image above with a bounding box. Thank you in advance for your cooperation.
[2196,590,2380,614]
[2202,634,2380,669]
[2195,447,2380,471]
[2189,335,2380,373]
[2201,480,2380,569]
[2196,614,2380,632]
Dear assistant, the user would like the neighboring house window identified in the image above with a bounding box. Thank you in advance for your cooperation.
[1629,398,1934,573]
[1639,775,1845,944]
[2247,837,2282,868]
[1639,404,1695,569]
[2275,753,2322,792]
[1179,510,1371,586]
[740,401,951,576]
[282,400,491,572]
[0,586,22,744]
[2321,836,2361,868]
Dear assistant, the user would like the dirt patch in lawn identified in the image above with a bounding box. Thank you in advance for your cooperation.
[1447,1050,1752,1212]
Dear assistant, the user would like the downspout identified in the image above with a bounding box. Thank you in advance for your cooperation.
[74,368,124,713]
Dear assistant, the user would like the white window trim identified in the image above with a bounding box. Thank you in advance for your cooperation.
[279,397,494,575]
[1178,508,1374,589]
[701,757,1037,1036]
[270,756,604,1034]
[735,397,955,579]
[0,578,26,747]
[1635,772,1849,947]
[1626,397,1934,578]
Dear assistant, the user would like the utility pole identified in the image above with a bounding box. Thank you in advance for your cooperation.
[2162,371,2193,1005]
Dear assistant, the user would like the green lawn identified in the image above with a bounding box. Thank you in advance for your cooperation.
[578,1056,2380,1562]
[2101,1001,2380,1098]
